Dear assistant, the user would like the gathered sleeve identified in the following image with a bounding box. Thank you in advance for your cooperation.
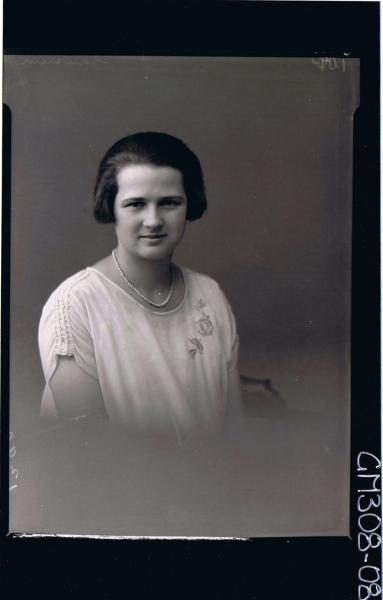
[213,283,243,420]
[218,287,240,374]
[38,275,99,407]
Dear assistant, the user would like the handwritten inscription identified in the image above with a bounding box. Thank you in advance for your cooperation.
[312,57,346,73]
[357,452,382,600]
[9,432,19,492]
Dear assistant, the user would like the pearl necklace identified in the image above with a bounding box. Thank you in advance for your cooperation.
[112,250,174,308]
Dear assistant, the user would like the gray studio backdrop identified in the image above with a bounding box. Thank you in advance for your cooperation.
[5,56,359,536]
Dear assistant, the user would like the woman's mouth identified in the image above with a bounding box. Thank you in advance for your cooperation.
[139,234,167,244]
[140,234,167,239]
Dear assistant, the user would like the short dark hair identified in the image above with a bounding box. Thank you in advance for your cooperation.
[94,132,207,223]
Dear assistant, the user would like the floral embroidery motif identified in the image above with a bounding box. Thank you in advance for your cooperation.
[193,299,206,311]
[188,298,215,358]
[196,314,214,337]
[189,338,204,359]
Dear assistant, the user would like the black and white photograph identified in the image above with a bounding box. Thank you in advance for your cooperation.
[5,55,359,538]
[2,2,381,599]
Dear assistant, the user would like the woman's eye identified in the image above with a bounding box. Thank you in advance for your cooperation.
[162,199,180,207]
[127,201,144,208]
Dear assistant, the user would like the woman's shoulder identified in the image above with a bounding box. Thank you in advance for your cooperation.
[182,266,219,288]
[182,266,225,302]
[181,266,235,317]
[41,268,100,312]
[182,266,223,291]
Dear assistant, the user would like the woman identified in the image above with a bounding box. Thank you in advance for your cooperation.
[38,132,243,436]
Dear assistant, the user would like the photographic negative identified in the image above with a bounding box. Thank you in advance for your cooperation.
[5,55,359,538]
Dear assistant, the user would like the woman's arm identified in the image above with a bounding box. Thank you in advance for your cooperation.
[50,356,107,420]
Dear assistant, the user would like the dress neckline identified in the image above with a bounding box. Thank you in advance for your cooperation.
[86,265,188,315]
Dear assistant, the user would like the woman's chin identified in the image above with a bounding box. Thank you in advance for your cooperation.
[138,247,173,262]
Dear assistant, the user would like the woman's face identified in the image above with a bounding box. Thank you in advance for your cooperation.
[114,163,187,262]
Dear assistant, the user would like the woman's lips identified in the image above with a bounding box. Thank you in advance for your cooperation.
[139,234,167,243]
[139,234,167,239]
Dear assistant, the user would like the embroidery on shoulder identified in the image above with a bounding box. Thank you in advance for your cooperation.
[196,313,214,337]
[193,299,206,311]
[193,298,214,336]
[188,298,215,358]
[188,337,203,358]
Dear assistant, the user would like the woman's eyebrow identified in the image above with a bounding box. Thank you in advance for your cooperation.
[160,195,185,200]
[121,195,185,202]
[121,196,146,202]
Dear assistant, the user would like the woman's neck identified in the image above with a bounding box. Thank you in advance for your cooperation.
[113,247,173,293]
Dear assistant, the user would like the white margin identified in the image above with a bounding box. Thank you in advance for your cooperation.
[13,533,248,540]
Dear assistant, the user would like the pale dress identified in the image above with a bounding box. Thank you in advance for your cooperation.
[38,266,241,434]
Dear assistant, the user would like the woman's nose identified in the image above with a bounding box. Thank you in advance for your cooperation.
[143,205,163,228]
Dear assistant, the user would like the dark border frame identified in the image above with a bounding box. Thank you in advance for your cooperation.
[2,2,380,598]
